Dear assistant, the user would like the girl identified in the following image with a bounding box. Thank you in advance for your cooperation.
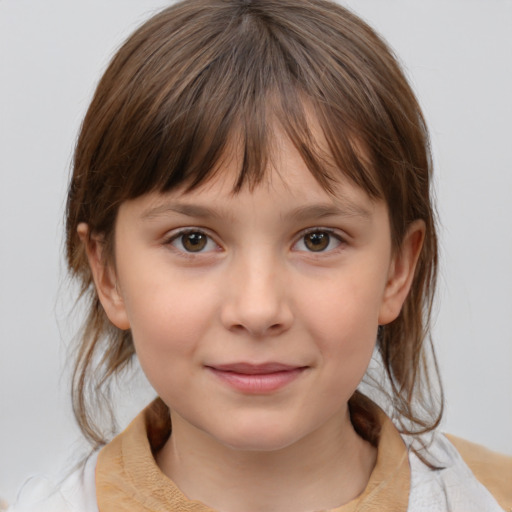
[9,0,511,510]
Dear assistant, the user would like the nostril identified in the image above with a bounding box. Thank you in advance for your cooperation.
[228,321,287,338]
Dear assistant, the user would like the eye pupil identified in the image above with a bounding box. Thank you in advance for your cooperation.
[305,232,329,251]
[182,232,207,252]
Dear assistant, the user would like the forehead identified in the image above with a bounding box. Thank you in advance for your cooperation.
[134,132,379,224]
[184,111,377,198]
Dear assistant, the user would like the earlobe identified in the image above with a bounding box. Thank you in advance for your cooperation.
[77,223,130,330]
[378,220,425,325]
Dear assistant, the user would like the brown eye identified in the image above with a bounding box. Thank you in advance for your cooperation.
[303,231,330,252]
[169,230,219,255]
[181,232,208,252]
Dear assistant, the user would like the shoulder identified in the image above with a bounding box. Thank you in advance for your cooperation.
[445,434,512,511]
[407,432,511,512]
[7,452,99,512]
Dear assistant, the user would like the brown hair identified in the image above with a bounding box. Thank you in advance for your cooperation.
[66,0,442,451]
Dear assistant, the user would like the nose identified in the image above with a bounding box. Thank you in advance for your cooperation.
[220,252,293,338]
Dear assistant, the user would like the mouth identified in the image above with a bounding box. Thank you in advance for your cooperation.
[205,363,308,393]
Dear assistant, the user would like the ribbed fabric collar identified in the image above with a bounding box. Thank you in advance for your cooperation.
[96,399,410,512]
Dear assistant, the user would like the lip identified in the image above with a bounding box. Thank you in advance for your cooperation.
[206,363,307,393]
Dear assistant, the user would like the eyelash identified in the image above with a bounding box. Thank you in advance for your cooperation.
[293,228,346,254]
[165,229,220,255]
[164,227,346,256]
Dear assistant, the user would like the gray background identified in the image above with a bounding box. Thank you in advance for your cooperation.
[1,0,511,504]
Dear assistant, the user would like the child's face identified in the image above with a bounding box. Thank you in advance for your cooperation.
[88,131,421,452]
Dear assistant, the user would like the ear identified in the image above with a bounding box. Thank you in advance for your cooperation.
[77,223,130,330]
[378,220,425,325]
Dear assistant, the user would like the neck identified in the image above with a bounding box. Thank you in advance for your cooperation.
[156,407,377,512]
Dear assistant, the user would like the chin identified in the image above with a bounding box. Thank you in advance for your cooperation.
[208,419,305,453]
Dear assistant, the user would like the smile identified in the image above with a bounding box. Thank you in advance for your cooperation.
[206,363,308,394]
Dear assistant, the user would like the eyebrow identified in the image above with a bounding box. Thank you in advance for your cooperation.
[141,199,372,222]
[141,202,224,221]
[285,202,372,222]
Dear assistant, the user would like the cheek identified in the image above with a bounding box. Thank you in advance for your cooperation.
[300,262,386,332]
[297,266,385,381]
[119,271,219,382]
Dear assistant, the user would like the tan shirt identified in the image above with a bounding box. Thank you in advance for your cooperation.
[95,399,512,512]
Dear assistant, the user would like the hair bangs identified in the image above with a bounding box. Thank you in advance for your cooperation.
[82,0,387,206]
